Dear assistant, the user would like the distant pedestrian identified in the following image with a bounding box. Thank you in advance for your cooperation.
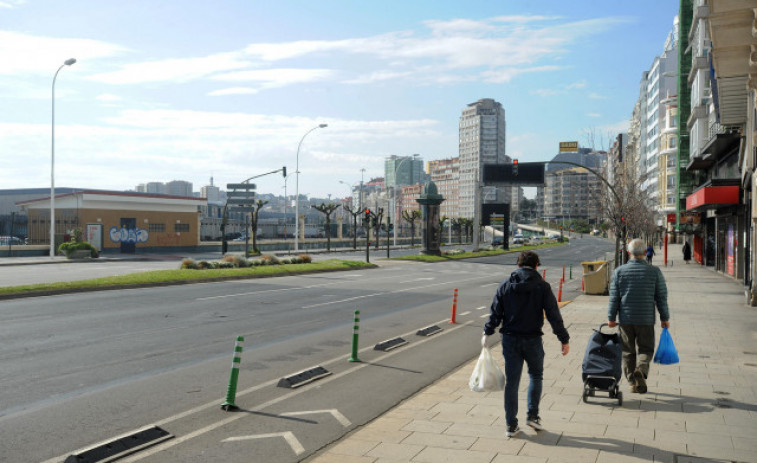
[608,239,670,394]
[682,241,692,264]
[484,250,570,437]
[645,244,655,264]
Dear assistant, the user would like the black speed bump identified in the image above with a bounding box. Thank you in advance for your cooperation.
[416,325,443,337]
[374,337,408,351]
[64,425,172,463]
[277,365,332,388]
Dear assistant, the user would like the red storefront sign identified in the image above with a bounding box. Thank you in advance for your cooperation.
[685,186,739,210]
[666,213,676,223]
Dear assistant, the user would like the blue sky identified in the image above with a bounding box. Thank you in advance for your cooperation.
[0,0,679,200]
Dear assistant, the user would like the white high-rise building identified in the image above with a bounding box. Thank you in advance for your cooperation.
[458,98,509,218]
[639,17,679,224]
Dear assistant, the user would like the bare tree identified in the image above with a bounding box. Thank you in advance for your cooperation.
[251,199,269,253]
[343,204,360,249]
[312,202,340,252]
[402,210,421,247]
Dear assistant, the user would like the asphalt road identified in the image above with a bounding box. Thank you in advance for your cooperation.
[0,236,614,463]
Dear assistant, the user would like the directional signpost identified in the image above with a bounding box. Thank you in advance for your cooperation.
[225,183,256,256]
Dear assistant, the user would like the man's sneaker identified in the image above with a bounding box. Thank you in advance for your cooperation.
[526,416,544,431]
[633,369,647,394]
[629,383,638,393]
[506,424,520,437]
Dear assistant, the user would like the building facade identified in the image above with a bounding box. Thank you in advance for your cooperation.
[428,157,460,219]
[458,98,510,218]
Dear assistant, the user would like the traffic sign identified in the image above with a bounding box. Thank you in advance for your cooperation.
[227,197,256,205]
[226,183,256,190]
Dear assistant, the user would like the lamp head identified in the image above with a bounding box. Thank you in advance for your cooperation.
[64,58,77,66]
[319,123,328,128]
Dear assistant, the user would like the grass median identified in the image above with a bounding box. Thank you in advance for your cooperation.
[0,259,375,298]
[392,241,567,262]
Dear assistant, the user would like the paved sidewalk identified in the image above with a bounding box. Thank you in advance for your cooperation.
[308,254,757,462]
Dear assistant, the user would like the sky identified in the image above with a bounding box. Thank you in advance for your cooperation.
[0,0,680,201]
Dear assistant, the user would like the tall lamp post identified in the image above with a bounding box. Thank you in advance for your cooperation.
[294,123,327,252]
[51,58,76,258]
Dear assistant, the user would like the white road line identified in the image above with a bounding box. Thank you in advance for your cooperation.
[111,317,477,463]
[302,292,384,308]
[281,409,351,427]
[223,432,305,456]
[459,311,471,316]
[475,306,486,310]
[480,314,489,319]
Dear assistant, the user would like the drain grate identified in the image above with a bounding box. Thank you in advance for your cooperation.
[64,426,172,463]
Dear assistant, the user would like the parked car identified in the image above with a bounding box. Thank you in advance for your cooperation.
[512,233,525,245]
[0,236,25,246]
[491,236,504,247]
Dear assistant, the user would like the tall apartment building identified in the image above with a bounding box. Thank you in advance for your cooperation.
[458,98,510,218]
[385,155,426,189]
[638,18,679,225]
[543,168,602,224]
[428,157,460,219]
[166,180,193,197]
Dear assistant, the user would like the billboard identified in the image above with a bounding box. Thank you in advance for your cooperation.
[559,141,579,152]
[482,162,545,185]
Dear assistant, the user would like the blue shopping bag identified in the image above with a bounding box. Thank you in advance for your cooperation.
[653,328,679,365]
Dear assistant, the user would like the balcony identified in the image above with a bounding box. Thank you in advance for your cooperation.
[686,104,708,129]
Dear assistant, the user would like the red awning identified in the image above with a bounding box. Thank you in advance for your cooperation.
[685,185,740,210]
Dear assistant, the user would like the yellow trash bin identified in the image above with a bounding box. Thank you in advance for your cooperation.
[582,261,610,295]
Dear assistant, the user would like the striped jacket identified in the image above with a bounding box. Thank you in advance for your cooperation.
[608,258,670,325]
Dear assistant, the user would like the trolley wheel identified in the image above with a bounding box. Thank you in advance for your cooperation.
[609,390,616,399]
[617,391,623,406]
[582,390,588,403]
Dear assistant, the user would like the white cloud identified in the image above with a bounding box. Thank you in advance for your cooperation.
[96,94,122,102]
[208,87,259,96]
[0,31,126,75]
[587,113,602,118]
[588,92,607,99]
[0,0,26,8]
[88,52,250,84]
[211,68,335,91]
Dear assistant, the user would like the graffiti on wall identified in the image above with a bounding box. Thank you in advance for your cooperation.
[109,226,149,244]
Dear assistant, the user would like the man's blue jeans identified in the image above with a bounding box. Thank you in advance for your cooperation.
[501,334,544,427]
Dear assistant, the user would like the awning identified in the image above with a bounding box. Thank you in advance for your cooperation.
[685,185,740,211]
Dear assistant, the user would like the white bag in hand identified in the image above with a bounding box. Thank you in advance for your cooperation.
[469,347,505,392]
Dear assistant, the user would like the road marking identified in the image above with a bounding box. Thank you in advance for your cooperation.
[300,275,488,309]
[112,317,476,462]
[475,306,486,310]
[459,311,471,316]
[480,314,489,319]
[223,431,305,455]
[480,283,498,287]
[281,409,351,427]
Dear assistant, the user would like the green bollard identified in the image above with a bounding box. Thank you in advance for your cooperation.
[569,264,573,280]
[221,336,244,411]
[349,310,361,362]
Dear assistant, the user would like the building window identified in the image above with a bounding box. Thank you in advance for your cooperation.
[174,223,190,232]
[149,223,166,233]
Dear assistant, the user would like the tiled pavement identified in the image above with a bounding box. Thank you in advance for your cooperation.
[308,248,757,463]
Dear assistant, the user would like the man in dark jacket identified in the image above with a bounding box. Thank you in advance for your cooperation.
[484,250,570,438]
[608,238,670,394]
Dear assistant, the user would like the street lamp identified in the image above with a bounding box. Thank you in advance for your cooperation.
[294,123,327,252]
[51,57,76,257]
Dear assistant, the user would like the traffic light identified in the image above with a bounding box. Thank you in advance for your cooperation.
[364,208,371,224]
[388,223,394,233]
[282,166,287,177]
[512,159,518,176]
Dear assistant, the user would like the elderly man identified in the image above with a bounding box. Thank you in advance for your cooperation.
[608,238,670,393]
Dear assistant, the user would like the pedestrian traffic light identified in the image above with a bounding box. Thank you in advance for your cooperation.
[282,166,287,177]
[512,159,518,176]
[364,208,371,223]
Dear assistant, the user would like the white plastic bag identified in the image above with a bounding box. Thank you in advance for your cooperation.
[469,346,505,392]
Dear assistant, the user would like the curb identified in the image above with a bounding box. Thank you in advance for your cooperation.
[0,263,378,301]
